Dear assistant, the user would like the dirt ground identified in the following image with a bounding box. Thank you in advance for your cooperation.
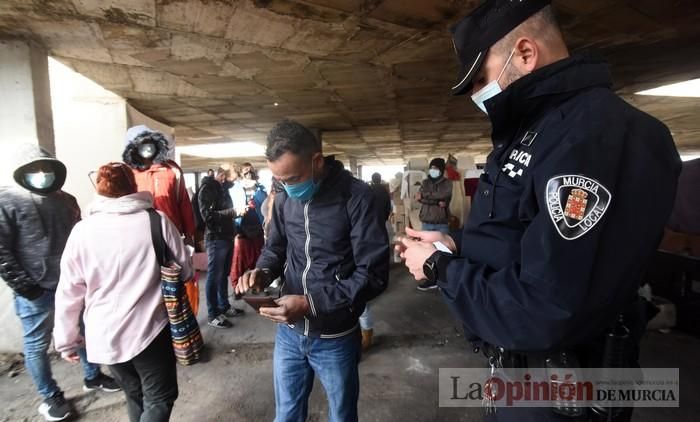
[1,266,699,421]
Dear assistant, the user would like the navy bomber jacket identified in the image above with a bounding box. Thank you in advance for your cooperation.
[257,157,390,338]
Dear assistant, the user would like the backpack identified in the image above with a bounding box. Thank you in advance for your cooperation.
[237,185,267,239]
[192,188,205,231]
[239,206,264,239]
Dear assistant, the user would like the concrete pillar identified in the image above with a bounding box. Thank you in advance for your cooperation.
[0,39,56,353]
[50,58,130,213]
[0,39,55,155]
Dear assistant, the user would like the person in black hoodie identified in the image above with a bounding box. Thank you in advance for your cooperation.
[236,120,389,422]
[0,143,119,422]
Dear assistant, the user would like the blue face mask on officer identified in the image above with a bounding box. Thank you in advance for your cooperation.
[282,158,321,202]
[471,48,516,114]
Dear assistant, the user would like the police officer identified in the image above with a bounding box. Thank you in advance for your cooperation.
[397,1,681,421]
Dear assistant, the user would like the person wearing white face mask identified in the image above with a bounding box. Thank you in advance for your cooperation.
[397,1,681,421]
[0,143,120,422]
[416,158,453,237]
[414,157,453,292]
[122,126,197,249]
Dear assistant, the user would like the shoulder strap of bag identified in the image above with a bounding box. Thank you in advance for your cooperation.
[147,208,168,266]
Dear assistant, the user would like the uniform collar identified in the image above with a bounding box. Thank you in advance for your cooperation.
[485,53,613,144]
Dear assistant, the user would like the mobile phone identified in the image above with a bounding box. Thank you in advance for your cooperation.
[433,241,453,254]
[243,296,279,312]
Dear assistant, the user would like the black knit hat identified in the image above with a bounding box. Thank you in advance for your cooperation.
[429,158,446,172]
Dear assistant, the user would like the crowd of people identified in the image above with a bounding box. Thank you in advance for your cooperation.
[0,1,684,422]
[0,119,405,421]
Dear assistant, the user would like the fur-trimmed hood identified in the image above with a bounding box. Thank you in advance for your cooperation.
[122,125,171,170]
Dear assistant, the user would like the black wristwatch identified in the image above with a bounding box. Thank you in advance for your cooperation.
[423,251,446,283]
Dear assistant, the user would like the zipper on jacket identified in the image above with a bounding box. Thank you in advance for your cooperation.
[301,200,313,336]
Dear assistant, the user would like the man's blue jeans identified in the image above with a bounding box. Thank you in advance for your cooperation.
[14,290,100,399]
[273,324,361,422]
[359,304,373,331]
[421,223,449,234]
[205,239,233,319]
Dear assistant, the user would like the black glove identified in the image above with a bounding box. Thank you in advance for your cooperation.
[21,285,45,301]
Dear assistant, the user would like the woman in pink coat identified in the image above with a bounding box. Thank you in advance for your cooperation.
[54,162,193,422]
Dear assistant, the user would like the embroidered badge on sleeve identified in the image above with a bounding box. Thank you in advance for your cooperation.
[546,175,612,240]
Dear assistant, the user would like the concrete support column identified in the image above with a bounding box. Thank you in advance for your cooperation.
[0,39,55,353]
[0,39,55,154]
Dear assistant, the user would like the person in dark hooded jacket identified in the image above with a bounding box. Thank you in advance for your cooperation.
[0,143,119,422]
[397,2,680,421]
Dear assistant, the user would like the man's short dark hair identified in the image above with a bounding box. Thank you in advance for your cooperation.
[371,173,382,184]
[266,119,321,162]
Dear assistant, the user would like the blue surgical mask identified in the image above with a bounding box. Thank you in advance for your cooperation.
[429,169,442,179]
[25,172,56,190]
[283,164,320,202]
[471,48,516,114]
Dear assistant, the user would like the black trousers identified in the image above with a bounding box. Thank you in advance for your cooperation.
[108,327,179,422]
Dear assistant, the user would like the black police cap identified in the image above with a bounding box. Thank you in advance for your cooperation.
[450,0,551,96]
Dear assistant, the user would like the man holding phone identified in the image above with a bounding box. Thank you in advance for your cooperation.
[236,120,389,422]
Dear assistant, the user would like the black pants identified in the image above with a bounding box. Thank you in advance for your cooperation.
[109,327,178,422]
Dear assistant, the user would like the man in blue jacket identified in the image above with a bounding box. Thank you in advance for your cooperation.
[236,120,389,422]
[398,1,680,421]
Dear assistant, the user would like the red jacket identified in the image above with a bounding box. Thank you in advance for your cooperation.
[133,160,195,239]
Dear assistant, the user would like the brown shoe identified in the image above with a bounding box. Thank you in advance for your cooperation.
[361,329,374,352]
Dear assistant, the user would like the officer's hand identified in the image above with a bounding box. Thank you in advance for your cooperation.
[236,269,271,295]
[259,295,309,324]
[399,237,436,281]
[415,192,422,201]
[396,228,456,253]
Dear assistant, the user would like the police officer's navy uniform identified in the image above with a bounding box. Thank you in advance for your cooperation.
[430,1,682,421]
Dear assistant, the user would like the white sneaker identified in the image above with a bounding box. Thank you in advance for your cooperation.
[38,392,72,421]
[208,315,233,329]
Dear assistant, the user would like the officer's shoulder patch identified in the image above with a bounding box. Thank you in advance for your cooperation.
[545,175,612,240]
